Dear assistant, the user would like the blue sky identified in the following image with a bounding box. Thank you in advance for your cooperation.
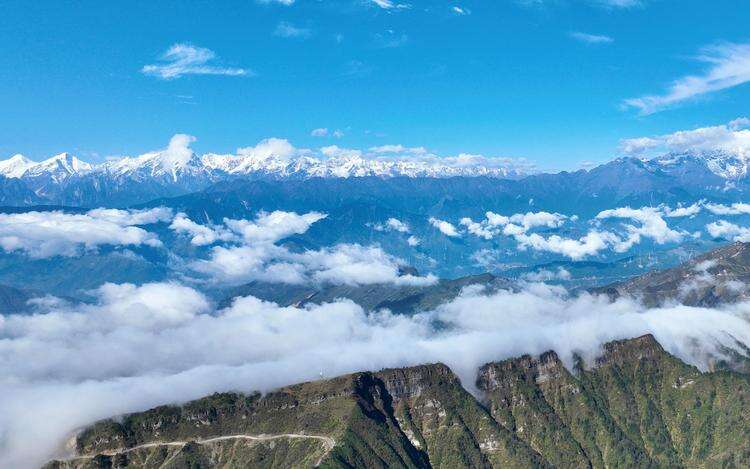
[1,0,749,169]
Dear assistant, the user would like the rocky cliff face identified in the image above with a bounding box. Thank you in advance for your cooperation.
[47,335,750,468]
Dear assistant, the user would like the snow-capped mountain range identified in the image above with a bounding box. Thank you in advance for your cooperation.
[0,148,529,182]
[2,142,750,208]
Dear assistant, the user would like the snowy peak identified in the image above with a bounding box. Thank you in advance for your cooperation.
[651,150,750,180]
[0,154,35,178]
[25,153,92,180]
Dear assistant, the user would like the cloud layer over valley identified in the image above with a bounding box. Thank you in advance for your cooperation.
[2,281,750,467]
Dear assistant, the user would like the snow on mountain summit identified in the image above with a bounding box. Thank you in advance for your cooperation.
[652,150,750,180]
[0,154,35,178]
[0,135,538,185]
[22,153,92,181]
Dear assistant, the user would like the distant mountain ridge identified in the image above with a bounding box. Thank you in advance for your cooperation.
[595,241,750,307]
[2,147,750,208]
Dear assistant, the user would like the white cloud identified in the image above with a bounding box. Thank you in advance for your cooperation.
[429,217,460,237]
[407,235,420,246]
[522,267,572,282]
[704,202,750,216]
[515,230,617,260]
[310,128,329,137]
[665,203,702,218]
[5,281,750,467]
[192,242,435,287]
[0,208,169,258]
[706,220,750,242]
[368,144,428,155]
[569,31,613,44]
[596,206,686,248]
[619,118,750,157]
[85,207,173,226]
[274,21,311,38]
[370,0,410,9]
[257,0,295,4]
[141,43,250,80]
[461,210,568,240]
[169,213,235,246]
[373,217,410,233]
[623,43,750,115]
[224,211,326,244]
[386,218,410,233]
[183,211,434,287]
[236,137,296,161]
[452,6,470,15]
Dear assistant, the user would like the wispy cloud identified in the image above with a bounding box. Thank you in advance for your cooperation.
[519,0,643,8]
[273,21,311,38]
[569,31,613,44]
[310,128,345,138]
[592,0,642,7]
[370,0,410,10]
[373,30,408,48]
[623,42,750,115]
[452,6,470,15]
[257,0,295,5]
[142,44,250,80]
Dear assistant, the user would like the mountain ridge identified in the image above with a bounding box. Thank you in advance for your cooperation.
[46,334,750,468]
[2,149,750,208]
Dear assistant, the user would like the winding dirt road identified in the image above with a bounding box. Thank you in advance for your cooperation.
[64,433,336,467]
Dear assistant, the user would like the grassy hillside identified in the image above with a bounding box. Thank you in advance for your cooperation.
[47,335,750,468]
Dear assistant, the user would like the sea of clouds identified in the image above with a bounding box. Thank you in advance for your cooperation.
[2,204,750,466]
[2,281,750,466]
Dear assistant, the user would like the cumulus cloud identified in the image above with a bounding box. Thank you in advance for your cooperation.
[706,220,750,242]
[664,202,702,218]
[515,230,617,260]
[169,213,234,246]
[429,217,460,237]
[3,282,750,467]
[596,206,686,251]
[459,204,710,260]
[623,43,750,115]
[521,267,572,282]
[619,118,750,159]
[569,31,613,44]
[141,43,250,80]
[371,218,410,233]
[193,242,434,287]
[236,137,296,161]
[224,211,326,244]
[704,202,750,216]
[183,211,434,287]
[461,210,568,240]
[0,208,170,258]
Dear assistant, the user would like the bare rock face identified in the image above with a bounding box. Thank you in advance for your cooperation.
[47,335,750,469]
